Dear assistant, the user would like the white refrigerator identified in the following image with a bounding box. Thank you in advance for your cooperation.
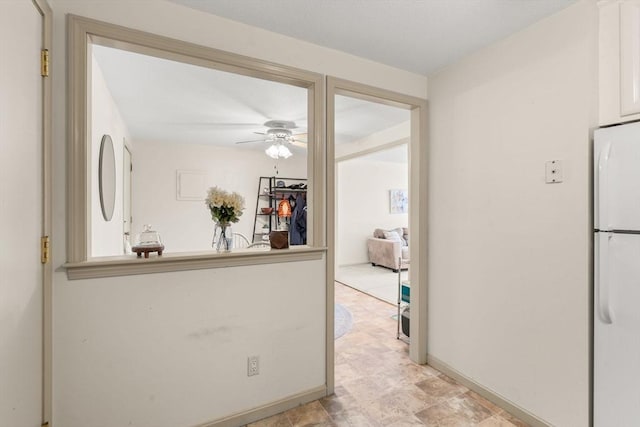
[594,121,640,426]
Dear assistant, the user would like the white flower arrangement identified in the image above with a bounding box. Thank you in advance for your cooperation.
[205,186,245,224]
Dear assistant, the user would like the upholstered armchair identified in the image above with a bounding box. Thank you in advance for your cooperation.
[366,227,409,272]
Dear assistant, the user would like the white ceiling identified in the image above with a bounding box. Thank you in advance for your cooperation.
[169,0,577,75]
[93,45,409,151]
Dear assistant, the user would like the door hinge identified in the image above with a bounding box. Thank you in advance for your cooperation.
[42,422,49,427]
[41,49,49,77]
[41,236,50,264]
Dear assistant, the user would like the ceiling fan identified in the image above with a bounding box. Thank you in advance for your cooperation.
[234,120,308,148]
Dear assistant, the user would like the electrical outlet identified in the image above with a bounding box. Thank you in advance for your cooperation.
[247,356,259,377]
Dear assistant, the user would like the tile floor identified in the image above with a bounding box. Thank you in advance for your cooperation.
[247,283,528,427]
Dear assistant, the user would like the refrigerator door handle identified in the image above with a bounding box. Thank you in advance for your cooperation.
[596,141,613,230]
[595,233,613,324]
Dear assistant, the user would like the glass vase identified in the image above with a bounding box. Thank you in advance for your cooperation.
[212,223,233,252]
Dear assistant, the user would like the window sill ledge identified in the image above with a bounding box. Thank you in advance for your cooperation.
[64,246,327,280]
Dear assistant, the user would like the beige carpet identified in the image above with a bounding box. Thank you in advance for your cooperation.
[335,263,408,305]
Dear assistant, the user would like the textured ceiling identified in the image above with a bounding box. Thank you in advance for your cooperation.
[169,0,577,75]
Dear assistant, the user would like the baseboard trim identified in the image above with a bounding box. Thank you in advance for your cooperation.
[427,355,551,427]
[194,385,327,427]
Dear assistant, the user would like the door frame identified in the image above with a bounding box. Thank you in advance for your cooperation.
[31,0,53,424]
[326,76,428,394]
[123,143,132,253]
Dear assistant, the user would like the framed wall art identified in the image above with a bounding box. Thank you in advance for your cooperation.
[389,189,408,214]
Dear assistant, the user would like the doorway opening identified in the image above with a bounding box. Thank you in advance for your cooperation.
[326,77,428,395]
[334,98,410,305]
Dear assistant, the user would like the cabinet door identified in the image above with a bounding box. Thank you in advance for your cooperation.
[621,1,640,116]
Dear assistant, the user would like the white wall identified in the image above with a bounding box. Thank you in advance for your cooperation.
[49,1,427,426]
[54,261,326,427]
[427,1,596,425]
[91,54,131,257]
[337,146,408,266]
[132,139,306,252]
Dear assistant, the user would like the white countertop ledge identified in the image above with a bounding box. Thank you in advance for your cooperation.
[63,246,327,280]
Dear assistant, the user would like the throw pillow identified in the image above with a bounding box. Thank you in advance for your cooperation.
[373,228,386,239]
[393,227,407,246]
[383,230,403,243]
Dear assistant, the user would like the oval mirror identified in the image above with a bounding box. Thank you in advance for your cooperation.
[99,134,116,221]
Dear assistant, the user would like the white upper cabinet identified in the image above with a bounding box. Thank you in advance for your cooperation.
[600,0,640,126]
[621,2,640,116]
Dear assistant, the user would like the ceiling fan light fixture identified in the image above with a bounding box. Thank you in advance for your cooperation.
[277,144,292,159]
[265,142,292,159]
[265,144,280,159]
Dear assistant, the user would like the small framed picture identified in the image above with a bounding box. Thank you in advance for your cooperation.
[389,189,408,214]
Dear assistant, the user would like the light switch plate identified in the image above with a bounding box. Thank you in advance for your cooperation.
[545,160,563,184]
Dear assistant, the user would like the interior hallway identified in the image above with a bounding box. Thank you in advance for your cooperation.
[248,283,528,426]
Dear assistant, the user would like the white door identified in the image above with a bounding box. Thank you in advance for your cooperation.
[0,1,45,426]
[594,121,640,231]
[594,232,640,427]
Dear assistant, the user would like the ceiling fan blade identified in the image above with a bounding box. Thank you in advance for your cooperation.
[290,140,307,148]
[292,134,307,143]
[234,139,266,144]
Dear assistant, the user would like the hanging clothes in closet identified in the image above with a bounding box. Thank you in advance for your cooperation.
[290,193,307,245]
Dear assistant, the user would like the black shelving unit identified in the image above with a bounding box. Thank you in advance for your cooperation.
[251,176,307,243]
